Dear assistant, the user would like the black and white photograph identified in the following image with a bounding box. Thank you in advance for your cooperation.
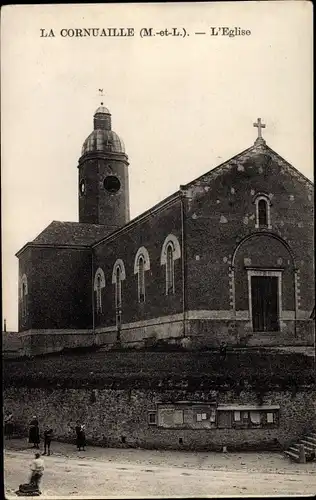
[1,2,315,497]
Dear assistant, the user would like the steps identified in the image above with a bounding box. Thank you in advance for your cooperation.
[284,432,316,462]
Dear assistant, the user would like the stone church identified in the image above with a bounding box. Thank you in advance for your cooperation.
[16,105,314,356]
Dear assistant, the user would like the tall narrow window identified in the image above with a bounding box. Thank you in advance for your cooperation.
[22,283,27,317]
[96,275,102,312]
[166,244,174,295]
[255,194,271,229]
[112,259,126,313]
[21,274,28,319]
[93,268,105,314]
[138,256,145,303]
[258,199,268,227]
[112,259,126,333]
[160,234,181,296]
[115,267,122,309]
[134,247,150,304]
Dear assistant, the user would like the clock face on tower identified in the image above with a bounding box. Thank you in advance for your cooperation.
[79,179,86,195]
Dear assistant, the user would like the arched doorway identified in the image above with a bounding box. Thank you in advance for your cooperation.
[232,233,296,333]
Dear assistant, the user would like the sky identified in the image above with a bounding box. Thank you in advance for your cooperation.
[1,2,313,331]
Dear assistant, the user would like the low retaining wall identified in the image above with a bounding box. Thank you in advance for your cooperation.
[4,386,316,451]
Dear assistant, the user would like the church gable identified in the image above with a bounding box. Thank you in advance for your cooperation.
[183,139,314,346]
[183,144,313,242]
[184,143,313,207]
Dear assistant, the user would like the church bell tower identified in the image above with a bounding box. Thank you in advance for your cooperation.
[78,104,130,229]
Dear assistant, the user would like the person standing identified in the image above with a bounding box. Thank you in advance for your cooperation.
[80,424,86,451]
[43,428,53,456]
[75,421,86,451]
[29,416,40,449]
[75,421,81,450]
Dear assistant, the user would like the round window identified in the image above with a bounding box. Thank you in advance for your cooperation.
[79,179,86,195]
[103,175,121,193]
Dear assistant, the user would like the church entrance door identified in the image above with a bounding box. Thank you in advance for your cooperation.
[251,276,279,332]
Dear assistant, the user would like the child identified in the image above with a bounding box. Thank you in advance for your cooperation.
[16,453,44,496]
[30,452,44,489]
[43,428,53,456]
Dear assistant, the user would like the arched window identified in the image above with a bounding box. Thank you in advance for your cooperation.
[116,267,122,308]
[134,246,150,303]
[22,283,27,317]
[258,199,268,226]
[166,244,174,295]
[160,234,181,295]
[112,259,126,310]
[96,275,102,312]
[21,274,28,319]
[93,268,105,314]
[255,194,271,229]
[138,257,145,302]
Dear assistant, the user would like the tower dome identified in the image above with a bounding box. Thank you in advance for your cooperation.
[81,103,125,156]
[94,105,110,115]
[81,130,125,155]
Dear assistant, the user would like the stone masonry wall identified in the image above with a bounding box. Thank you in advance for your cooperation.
[4,386,316,451]
[184,150,314,347]
[93,198,183,328]
[20,247,93,330]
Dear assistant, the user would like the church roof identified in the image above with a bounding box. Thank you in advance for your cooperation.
[31,221,115,246]
[81,103,126,156]
[82,129,125,155]
[94,105,110,115]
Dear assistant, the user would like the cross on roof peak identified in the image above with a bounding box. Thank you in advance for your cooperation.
[253,117,266,139]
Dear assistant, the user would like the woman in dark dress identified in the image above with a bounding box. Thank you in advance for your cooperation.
[29,416,40,449]
[75,421,86,451]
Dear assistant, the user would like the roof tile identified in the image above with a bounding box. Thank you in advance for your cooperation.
[32,221,115,246]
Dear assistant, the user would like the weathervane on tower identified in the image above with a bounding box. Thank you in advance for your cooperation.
[253,117,266,145]
[98,88,104,105]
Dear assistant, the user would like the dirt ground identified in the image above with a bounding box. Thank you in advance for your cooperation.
[4,438,316,498]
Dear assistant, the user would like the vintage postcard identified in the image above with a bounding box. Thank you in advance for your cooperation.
[1,2,314,498]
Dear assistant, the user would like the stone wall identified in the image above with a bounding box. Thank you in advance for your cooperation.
[187,319,314,349]
[78,153,130,227]
[19,330,96,357]
[4,349,315,450]
[93,197,183,329]
[4,385,316,451]
[2,331,24,357]
[185,151,314,347]
[18,247,93,331]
